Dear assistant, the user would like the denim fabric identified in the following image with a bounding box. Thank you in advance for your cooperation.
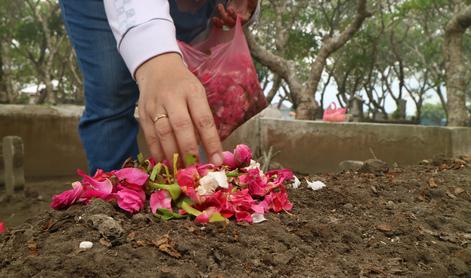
[59,0,216,174]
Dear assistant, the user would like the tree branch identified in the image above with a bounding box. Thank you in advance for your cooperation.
[305,0,372,94]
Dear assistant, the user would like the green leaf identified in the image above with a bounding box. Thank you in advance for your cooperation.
[226,169,240,177]
[209,212,227,223]
[163,164,172,184]
[181,201,202,216]
[173,153,179,178]
[184,153,197,166]
[150,163,162,182]
[156,208,186,221]
[137,153,144,165]
[148,182,181,200]
[144,160,153,172]
[166,183,182,200]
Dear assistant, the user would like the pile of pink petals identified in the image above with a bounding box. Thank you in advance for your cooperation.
[197,56,267,140]
[50,145,294,224]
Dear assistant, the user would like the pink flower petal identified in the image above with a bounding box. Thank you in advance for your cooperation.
[50,181,84,210]
[114,167,149,186]
[194,207,219,224]
[235,211,253,223]
[234,144,252,167]
[266,169,294,189]
[150,190,173,214]
[116,188,146,214]
[176,166,199,189]
[251,203,265,214]
[0,222,5,233]
[197,163,215,176]
[266,187,293,212]
[239,168,268,197]
[78,169,113,196]
[222,151,237,168]
[195,213,209,224]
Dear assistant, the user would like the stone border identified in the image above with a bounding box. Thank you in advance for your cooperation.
[255,118,470,173]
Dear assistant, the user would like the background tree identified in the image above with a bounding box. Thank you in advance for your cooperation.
[444,3,471,126]
[247,0,372,120]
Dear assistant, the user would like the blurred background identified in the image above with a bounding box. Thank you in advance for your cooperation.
[0,0,470,126]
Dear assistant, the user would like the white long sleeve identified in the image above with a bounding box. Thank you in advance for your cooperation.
[104,0,181,78]
[104,1,261,78]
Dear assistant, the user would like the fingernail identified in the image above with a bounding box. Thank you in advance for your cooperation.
[211,153,223,166]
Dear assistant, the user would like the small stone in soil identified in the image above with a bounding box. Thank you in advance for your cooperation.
[343,203,354,209]
[454,187,465,195]
[360,159,389,174]
[79,241,93,249]
[376,223,393,233]
[86,214,124,243]
[339,160,364,172]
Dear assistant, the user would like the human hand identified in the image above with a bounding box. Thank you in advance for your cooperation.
[212,0,258,28]
[135,53,223,166]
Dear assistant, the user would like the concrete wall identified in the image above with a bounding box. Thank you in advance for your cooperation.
[258,118,454,173]
[0,105,87,177]
[1,105,470,177]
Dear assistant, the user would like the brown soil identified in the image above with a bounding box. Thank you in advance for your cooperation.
[1,159,470,277]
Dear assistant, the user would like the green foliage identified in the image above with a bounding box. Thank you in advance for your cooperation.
[421,103,446,125]
[0,0,82,104]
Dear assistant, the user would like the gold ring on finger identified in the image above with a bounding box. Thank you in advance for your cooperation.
[152,114,168,124]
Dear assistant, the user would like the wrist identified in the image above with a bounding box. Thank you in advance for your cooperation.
[136,52,185,83]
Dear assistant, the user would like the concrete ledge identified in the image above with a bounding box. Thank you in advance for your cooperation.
[0,105,470,177]
[0,105,87,177]
[258,118,459,173]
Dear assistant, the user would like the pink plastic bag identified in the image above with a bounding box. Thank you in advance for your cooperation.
[178,16,267,140]
[322,102,347,122]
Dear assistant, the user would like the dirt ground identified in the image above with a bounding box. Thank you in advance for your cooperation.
[1,158,470,277]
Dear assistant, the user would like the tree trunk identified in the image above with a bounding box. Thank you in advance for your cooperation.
[0,43,14,103]
[444,5,471,126]
[436,84,448,122]
[266,75,282,104]
[44,61,56,105]
[296,92,317,120]
[0,44,8,103]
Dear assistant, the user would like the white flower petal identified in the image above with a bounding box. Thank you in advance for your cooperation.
[79,241,93,249]
[207,171,229,189]
[306,179,326,191]
[197,175,219,195]
[292,175,301,189]
[245,159,261,170]
[252,213,267,224]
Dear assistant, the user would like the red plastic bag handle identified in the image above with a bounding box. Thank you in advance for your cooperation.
[328,102,337,111]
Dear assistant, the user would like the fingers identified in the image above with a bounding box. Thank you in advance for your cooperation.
[153,111,180,165]
[187,89,223,166]
[212,17,225,28]
[227,7,238,19]
[139,110,164,162]
[216,3,236,27]
[165,100,199,161]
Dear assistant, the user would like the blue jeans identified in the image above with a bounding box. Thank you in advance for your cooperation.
[59,0,218,174]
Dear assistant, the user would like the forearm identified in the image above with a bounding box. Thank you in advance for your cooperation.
[103,0,181,78]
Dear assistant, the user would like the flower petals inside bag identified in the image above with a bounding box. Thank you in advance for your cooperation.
[178,16,267,140]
